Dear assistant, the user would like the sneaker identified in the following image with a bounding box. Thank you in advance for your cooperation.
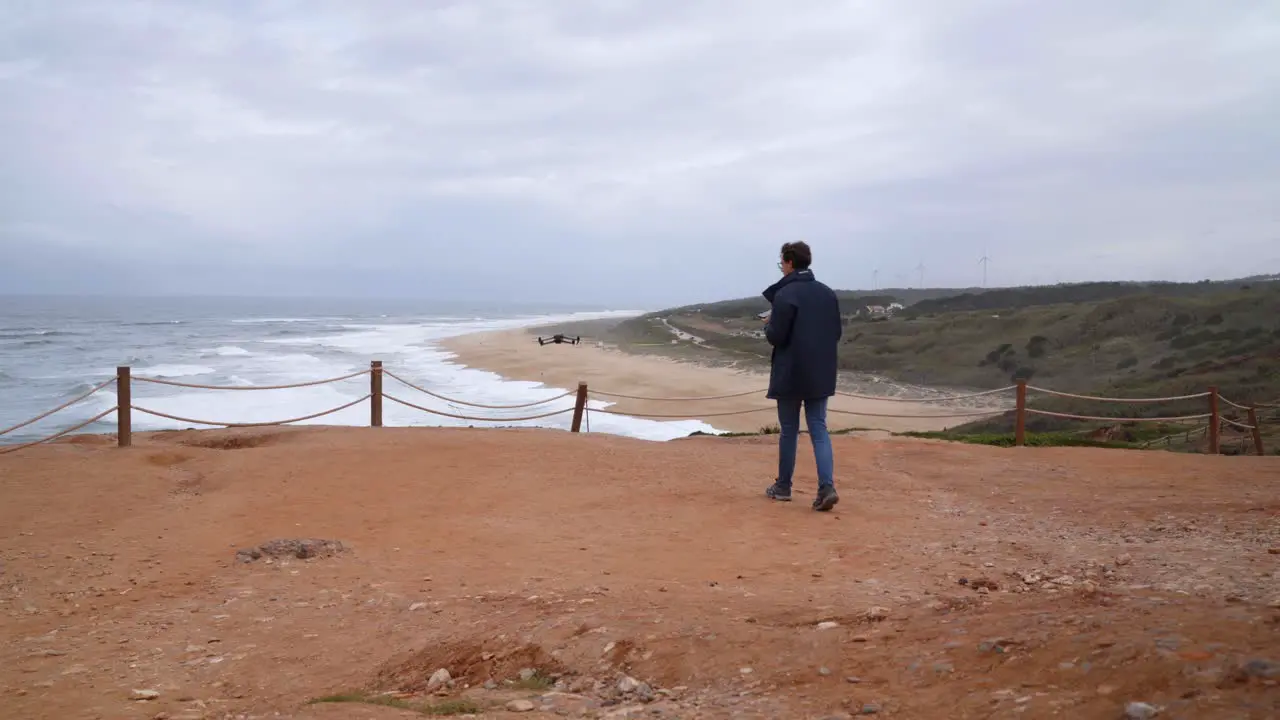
[812,486,839,512]
[765,482,792,502]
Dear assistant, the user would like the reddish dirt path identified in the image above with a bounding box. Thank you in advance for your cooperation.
[2,428,1278,719]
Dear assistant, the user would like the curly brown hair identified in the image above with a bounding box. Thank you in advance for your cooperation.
[781,241,812,270]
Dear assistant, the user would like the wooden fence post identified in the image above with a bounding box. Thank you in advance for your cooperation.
[1015,381,1027,447]
[1207,386,1220,455]
[370,361,383,428]
[570,382,588,433]
[1248,406,1264,456]
[117,366,131,448]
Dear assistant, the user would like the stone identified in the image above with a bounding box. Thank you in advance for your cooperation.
[845,676,862,684]
[1124,701,1159,719]
[483,680,498,690]
[409,602,427,611]
[130,689,160,701]
[817,621,841,630]
[1240,659,1280,679]
[236,538,345,563]
[818,666,832,676]
[1116,553,1132,566]
[861,702,882,714]
[617,675,641,694]
[426,668,451,692]
[520,668,538,682]
[863,606,890,622]
[506,699,536,712]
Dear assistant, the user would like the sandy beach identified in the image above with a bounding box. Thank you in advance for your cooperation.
[441,327,1004,434]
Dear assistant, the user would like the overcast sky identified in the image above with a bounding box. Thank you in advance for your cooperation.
[2,1,1279,307]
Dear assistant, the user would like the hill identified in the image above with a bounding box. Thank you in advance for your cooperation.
[590,277,1280,449]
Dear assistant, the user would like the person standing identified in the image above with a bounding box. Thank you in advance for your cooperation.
[761,241,843,511]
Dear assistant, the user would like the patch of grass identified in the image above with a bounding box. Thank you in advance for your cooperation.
[310,692,414,710]
[423,699,484,716]
[309,692,482,716]
[512,671,555,691]
[897,430,1134,450]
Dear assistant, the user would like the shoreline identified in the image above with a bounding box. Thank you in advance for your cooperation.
[439,323,1004,434]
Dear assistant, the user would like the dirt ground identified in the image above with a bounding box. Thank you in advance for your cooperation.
[2,427,1279,720]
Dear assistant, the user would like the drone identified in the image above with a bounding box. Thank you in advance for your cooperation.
[536,333,581,346]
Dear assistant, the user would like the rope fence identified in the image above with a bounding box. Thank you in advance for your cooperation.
[0,361,1273,456]
[131,395,371,429]
[0,407,118,455]
[383,393,574,423]
[0,378,115,437]
[132,369,370,391]
[383,370,576,410]
[1025,409,1212,423]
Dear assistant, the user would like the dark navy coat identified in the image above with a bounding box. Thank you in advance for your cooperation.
[763,270,843,400]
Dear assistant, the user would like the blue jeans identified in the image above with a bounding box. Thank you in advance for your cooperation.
[776,397,835,491]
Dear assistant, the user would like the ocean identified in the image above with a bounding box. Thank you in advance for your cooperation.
[0,296,718,446]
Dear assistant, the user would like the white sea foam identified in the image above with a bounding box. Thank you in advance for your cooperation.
[133,364,218,379]
[7,309,720,443]
[230,317,325,324]
[127,312,715,441]
[210,346,252,356]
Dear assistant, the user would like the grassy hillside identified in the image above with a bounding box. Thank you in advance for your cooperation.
[669,287,981,320]
[597,277,1280,451]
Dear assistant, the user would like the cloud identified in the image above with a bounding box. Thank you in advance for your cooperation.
[1,0,1278,304]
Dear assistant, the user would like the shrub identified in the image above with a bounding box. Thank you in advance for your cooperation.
[1026,335,1050,358]
[1011,366,1036,382]
[1116,356,1138,370]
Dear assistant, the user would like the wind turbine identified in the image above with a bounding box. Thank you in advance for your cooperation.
[915,261,926,288]
[978,249,990,288]
[872,268,880,290]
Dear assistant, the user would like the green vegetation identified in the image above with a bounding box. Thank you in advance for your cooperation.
[898,430,1133,449]
[592,277,1280,451]
[309,692,483,716]
[513,671,555,691]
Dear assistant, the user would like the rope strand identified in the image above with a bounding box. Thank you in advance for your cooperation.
[0,378,115,437]
[1025,409,1211,423]
[131,395,369,428]
[1220,416,1256,431]
[836,386,1016,403]
[828,407,1000,419]
[133,369,369,391]
[591,406,774,419]
[589,387,766,402]
[0,407,117,455]
[1026,386,1209,403]
[384,393,573,422]
[383,370,575,409]
[1218,395,1253,411]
